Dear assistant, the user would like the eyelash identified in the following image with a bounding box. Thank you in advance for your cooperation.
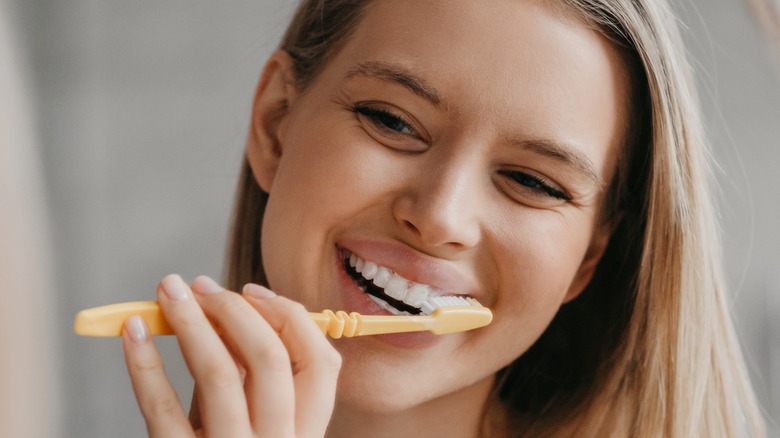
[352,102,571,203]
[499,170,572,201]
[353,104,418,138]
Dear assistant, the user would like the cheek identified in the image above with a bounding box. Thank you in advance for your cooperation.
[489,213,592,332]
[258,119,400,296]
[279,112,392,204]
[271,121,416,236]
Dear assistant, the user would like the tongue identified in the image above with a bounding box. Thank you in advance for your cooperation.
[345,260,422,315]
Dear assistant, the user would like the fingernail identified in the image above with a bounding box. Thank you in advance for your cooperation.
[243,283,276,299]
[161,274,190,301]
[191,275,224,295]
[126,316,149,343]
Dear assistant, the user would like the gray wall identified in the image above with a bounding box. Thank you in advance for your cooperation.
[12,2,294,436]
[8,1,780,436]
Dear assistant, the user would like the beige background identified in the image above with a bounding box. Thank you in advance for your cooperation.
[3,0,779,436]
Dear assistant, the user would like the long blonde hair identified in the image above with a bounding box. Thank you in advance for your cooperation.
[512,1,766,436]
[225,0,766,436]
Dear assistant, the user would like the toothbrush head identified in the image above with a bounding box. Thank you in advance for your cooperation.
[421,296,493,334]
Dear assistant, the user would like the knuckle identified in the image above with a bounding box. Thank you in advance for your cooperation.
[169,308,202,331]
[282,300,308,316]
[320,347,343,376]
[247,341,291,376]
[258,361,292,381]
[200,359,239,389]
[297,345,342,378]
[260,346,292,372]
[142,393,182,419]
[213,293,246,317]
[129,356,162,376]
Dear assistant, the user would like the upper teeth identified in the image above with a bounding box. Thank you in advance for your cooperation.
[348,252,445,309]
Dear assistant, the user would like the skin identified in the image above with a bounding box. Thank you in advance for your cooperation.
[122,0,631,436]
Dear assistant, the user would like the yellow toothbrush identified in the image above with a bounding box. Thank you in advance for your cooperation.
[74,296,492,339]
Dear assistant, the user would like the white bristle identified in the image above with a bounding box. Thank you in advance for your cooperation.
[420,296,482,315]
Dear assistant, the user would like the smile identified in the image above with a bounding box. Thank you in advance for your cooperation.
[343,250,459,316]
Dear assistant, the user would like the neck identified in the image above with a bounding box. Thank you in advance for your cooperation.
[326,375,506,438]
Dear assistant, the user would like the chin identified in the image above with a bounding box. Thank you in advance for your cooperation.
[332,341,494,417]
[333,350,437,413]
[334,372,433,415]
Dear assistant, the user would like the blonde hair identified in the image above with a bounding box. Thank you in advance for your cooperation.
[507,1,766,436]
[225,0,766,436]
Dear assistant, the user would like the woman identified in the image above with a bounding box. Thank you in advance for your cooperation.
[122,0,766,436]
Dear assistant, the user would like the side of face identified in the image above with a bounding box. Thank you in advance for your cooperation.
[247,0,629,415]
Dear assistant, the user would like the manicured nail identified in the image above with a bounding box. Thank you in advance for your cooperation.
[126,315,149,343]
[161,274,190,301]
[191,275,224,295]
[243,283,276,299]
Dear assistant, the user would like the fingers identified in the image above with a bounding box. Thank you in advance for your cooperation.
[189,276,296,437]
[243,283,342,437]
[156,274,252,436]
[122,315,194,438]
[140,274,340,438]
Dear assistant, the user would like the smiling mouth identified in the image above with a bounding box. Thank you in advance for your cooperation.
[343,250,460,316]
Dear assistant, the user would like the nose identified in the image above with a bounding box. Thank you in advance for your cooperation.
[392,162,482,251]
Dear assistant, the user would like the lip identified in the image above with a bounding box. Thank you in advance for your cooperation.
[333,239,480,348]
[337,239,481,298]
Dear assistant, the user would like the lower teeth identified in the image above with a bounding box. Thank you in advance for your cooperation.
[368,295,412,315]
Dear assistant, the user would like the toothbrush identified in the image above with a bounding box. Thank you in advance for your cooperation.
[74,296,492,339]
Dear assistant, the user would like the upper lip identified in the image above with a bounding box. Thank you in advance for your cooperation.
[337,239,480,298]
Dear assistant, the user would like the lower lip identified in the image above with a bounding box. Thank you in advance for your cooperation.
[334,248,440,348]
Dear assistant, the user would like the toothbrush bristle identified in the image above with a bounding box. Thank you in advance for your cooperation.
[420,296,483,315]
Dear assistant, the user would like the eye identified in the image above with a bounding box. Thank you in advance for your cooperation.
[498,170,572,205]
[351,102,432,152]
[354,104,417,136]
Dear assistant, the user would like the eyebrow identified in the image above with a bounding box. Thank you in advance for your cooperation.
[346,61,442,106]
[511,138,604,188]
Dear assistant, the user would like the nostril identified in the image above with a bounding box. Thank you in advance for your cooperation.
[403,219,420,236]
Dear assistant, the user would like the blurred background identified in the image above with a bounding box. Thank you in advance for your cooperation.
[1,0,779,436]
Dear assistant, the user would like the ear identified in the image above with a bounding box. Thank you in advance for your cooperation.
[562,224,612,304]
[246,50,298,193]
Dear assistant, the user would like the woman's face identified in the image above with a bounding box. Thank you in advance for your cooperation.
[249,0,629,416]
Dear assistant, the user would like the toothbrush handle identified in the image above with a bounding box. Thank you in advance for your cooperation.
[74,301,173,337]
[311,310,433,338]
[74,301,434,338]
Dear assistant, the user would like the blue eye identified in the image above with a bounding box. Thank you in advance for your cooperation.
[354,104,417,136]
[500,170,571,201]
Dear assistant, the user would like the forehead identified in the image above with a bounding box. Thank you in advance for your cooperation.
[345,0,621,87]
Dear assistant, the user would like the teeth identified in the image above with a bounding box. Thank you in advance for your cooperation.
[373,267,391,287]
[368,294,411,316]
[346,250,463,313]
[405,284,431,307]
[362,262,378,280]
[384,274,408,301]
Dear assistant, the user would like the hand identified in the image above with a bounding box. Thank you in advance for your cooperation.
[121,274,342,437]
